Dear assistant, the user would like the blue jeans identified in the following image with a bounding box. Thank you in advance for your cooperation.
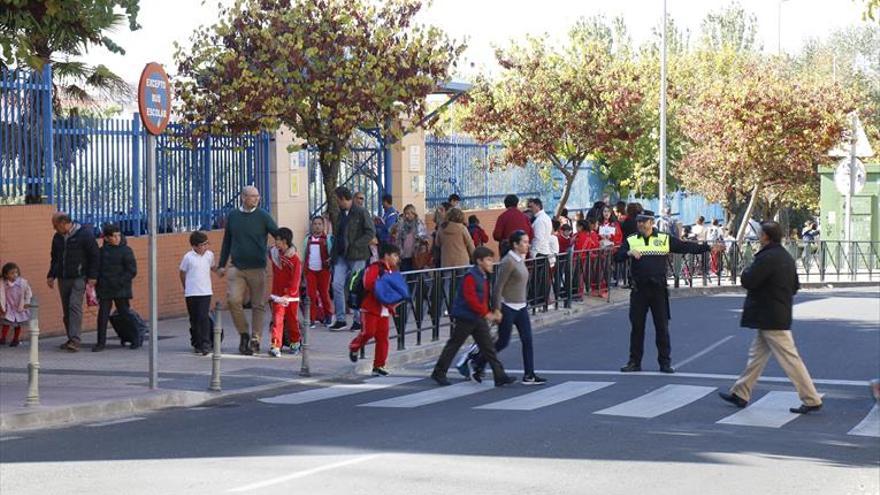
[332,258,366,324]
[474,304,535,376]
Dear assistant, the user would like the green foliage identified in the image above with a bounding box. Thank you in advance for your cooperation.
[462,17,645,214]
[174,0,463,221]
[698,1,760,53]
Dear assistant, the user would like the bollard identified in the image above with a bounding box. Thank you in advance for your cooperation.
[209,303,222,392]
[25,297,40,407]
[299,295,311,377]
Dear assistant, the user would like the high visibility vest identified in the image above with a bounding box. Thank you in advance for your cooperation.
[626,232,670,256]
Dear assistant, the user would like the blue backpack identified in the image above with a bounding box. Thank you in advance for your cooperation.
[374,270,410,305]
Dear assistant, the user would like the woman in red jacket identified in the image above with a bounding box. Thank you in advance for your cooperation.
[268,228,302,358]
[348,243,401,376]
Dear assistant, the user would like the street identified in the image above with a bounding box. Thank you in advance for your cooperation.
[1,287,878,494]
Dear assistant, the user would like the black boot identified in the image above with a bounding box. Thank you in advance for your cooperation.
[239,333,253,355]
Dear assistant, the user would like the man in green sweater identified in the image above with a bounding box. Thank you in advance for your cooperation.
[217,186,279,355]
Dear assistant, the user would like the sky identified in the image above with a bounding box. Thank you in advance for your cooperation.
[80,0,870,87]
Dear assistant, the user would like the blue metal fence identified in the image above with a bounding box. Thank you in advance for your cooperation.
[1,65,271,235]
[307,128,384,217]
[0,65,54,204]
[425,134,551,210]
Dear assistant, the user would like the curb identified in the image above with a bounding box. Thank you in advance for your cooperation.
[3,280,874,432]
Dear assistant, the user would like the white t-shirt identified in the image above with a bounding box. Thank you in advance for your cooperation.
[308,237,323,271]
[179,250,214,297]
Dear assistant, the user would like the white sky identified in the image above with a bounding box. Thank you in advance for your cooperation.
[81,0,869,86]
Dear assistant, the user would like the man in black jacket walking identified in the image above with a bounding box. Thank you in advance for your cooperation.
[719,221,822,414]
[48,213,99,352]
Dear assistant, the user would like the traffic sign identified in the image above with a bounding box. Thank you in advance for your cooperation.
[137,62,171,135]
[834,157,866,196]
[828,112,874,158]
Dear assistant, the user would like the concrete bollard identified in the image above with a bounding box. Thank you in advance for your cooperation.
[25,297,40,407]
[299,295,311,377]
[209,303,222,392]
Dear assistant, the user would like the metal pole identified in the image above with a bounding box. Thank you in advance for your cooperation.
[147,133,159,389]
[25,297,40,407]
[846,113,857,244]
[299,295,311,377]
[209,303,222,391]
[659,0,668,216]
[777,0,782,55]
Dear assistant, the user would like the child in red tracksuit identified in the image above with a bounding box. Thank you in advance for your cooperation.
[574,219,600,296]
[303,217,333,328]
[348,243,401,376]
[268,227,302,357]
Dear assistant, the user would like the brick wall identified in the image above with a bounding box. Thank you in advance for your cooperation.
[0,205,229,337]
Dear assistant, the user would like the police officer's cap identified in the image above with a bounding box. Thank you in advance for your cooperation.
[636,210,656,221]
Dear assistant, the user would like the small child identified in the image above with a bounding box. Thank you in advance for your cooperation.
[468,215,489,248]
[557,223,573,254]
[179,231,215,355]
[348,243,401,376]
[0,262,32,347]
[303,216,333,328]
[269,227,302,357]
[573,220,599,296]
[94,224,138,352]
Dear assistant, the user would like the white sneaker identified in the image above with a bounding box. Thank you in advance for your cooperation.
[289,342,302,355]
[268,347,281,358]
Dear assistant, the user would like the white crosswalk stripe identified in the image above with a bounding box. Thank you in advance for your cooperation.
[259,376,421,405]
[475,381,614,411]
[848,404,880,438]
[594,384,717,418]
[716,391,824,428]
[360,381,494,408]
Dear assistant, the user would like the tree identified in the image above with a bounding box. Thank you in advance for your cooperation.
[174,0,463,222]
[461,20,645,215]
[698,1,761,53]
[677,59,851,240]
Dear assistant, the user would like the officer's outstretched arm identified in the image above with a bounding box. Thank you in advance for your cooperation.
[669,236,711,255]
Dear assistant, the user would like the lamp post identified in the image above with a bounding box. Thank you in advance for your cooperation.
[659,0,668,216]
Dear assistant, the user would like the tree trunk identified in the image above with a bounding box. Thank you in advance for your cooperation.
[554,162,580,217]
[736,184,761,243]
[319,146,342,226]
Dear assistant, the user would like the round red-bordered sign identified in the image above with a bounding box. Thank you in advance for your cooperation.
[137,62,171,135]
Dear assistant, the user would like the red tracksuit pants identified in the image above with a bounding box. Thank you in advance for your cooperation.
[348,312,390,368]
[270,301,300,349]
[305,269,333,322]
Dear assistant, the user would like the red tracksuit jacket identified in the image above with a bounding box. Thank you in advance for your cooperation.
[270,247,302,299]
[360,260,396,317]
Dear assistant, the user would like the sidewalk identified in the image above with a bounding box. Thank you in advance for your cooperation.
[1,281,875,432]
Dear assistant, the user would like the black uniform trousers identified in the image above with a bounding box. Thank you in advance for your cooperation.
[628,280,671,367]
[433,317,510,385]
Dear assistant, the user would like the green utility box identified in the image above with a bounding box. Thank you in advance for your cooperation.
[818,163,880,242]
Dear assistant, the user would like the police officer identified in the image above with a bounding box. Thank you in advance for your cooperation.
[616,210,725,373]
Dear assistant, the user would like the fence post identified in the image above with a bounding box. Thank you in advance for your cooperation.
[25,297,40,407]
[819,241,826,282]
[299,295,311,377]
[132,114,142,236]
[42,64,54,204]
[209,303,222,392]
[202,135,213,230]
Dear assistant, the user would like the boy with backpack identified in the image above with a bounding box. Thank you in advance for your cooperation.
[348,243,408,376]
[431,247,516,387]
[268,228,302,357]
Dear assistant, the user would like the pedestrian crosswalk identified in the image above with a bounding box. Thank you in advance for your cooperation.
[258,376,880,437]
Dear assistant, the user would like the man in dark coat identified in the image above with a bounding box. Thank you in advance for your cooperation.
[329,186,377,332]
[48,213,99,352]
[719,221,823,414]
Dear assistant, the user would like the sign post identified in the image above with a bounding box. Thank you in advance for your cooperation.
[138,63,171,390]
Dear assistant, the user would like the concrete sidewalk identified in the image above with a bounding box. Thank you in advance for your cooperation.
[1,281,874,432]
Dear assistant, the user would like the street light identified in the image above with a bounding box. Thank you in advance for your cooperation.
[659,0,667,216]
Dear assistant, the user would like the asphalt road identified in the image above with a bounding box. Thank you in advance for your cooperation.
[1,287,878,495]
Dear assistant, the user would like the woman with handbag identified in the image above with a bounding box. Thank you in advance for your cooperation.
[392,204,428,272]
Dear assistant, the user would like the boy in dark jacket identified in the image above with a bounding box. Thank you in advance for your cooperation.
[48,213,100,352]
[430,247,516,387]
[720,221,822,414]
[94,224,137,352]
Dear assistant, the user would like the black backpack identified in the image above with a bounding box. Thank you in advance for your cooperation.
[347,264,384,309]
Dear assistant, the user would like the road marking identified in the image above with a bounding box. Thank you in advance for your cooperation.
[716,391,821,428]
[85,417,146,427]
[848,404,880,438]
[475,381,614,411]
[0,436,23,442]
[675,336,736,369]
[259,377,420,405]
[594,384,716,418]
[505,370,868,387]
[360,381,494,408]
[227,454,381,492]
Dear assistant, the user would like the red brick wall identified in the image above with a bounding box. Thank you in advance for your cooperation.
[0,205,229,337]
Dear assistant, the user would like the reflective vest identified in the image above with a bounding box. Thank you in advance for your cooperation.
[626,232,671,256]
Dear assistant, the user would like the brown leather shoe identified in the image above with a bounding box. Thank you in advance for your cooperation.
[65,340,80,352]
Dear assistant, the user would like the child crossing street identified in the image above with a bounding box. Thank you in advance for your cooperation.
[268,228,302,357]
